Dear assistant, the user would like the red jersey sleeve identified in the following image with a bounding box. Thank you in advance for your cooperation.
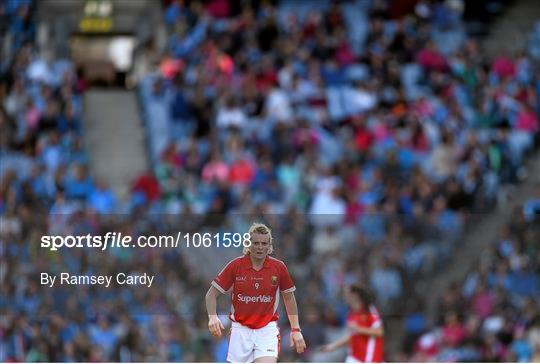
[279,262,296,293]
[212,259,237,293]
[369,305,383,328]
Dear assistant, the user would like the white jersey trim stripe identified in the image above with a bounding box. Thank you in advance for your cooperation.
[230,303,236,322]
[273,288,280,315]
[280,286,296,293]
[365,336,376,362]
[211,280,226,294]
[217,257,241,276]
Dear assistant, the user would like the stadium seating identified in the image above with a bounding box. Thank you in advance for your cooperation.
[1,0,538,362]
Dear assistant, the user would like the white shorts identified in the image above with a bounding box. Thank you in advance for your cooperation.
[227,321,280,363]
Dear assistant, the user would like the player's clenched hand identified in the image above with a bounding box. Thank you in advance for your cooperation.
[208,315,224,337]
[291,331,306,354]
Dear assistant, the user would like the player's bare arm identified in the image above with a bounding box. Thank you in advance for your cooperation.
[282,290,306,354]
[320,334,351,352]
[347,321,384,337]
[206,285,225,337]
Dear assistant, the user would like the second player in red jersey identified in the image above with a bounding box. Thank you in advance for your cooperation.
[205,223,306,363]
[321,285,384,362]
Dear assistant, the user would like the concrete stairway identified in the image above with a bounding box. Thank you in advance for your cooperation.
[422,151,540,316]
[83,90,147,199]
[481,0,540,57]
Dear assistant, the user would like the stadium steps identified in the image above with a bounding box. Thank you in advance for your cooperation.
[83,89,148,199]
[384,150,540,357]
[427,149,538,313]
[416,150,539,338]
[481,0,540,57]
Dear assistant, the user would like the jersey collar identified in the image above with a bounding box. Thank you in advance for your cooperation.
[242,254,271,270]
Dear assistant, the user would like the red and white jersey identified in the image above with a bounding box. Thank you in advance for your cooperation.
[212,254,296,329]
[347,305,384,362]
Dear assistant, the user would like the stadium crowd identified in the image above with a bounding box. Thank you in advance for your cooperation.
[1,0,539,362]
[402,190,540,362]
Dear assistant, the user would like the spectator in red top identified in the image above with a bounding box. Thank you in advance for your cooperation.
[472,283,495,320]
[516,105,539,133]
[229,157,255,185]
[352,116,374,152]
[417,41,447,72]
[160,143,182,170]
[442,312,466,347]
[335,32,356,67]
[491,56,515,79]
[204,0,230,19]
[355,126,374,153]
[132,171,161,201]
